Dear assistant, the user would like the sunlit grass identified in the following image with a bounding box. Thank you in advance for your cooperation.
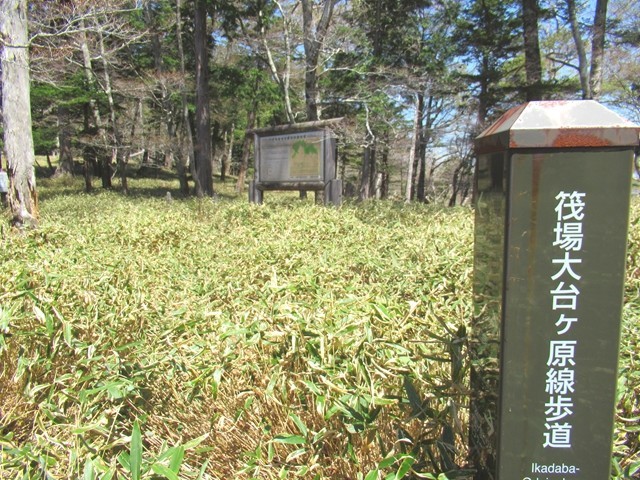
[0,175,638,479]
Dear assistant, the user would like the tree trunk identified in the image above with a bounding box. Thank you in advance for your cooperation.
[522,0,543,101]
[449,156,473,207]
[379,135,390,199]
[82,104,94,192]
[301,0,336,121]
[175,0,192,195]
[419,96,439,203]
[1,0,38,227]
[221,124,234,181]
[300,0,335,199]
[121,98,144,194]
[566,0,591,99]
[55,105,74,177]
[406,93,423,202]
[260,1,295,123]
[416,147,426,202]
[79,21,111,188]
[478,54,491,124]
[359,143,376,201]
[589,0,608,99]
[97,27,124,192]
[145,1,175,169]
[417,96,435,203]
[194,0,213,196]
[236,111,257,194]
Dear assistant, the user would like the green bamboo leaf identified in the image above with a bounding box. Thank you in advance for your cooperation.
[106,383,125,400]
[364,470,379,480]
[302,380,322,396]
[130,421,142,480]
[627,461,640,477]
[379,454,399,469]
[117,452,130,471]
[267,441,275,462]
[63,322,73,346]
[102,468,116,480]
[168,445,184,474]
[289,413,308,437]
[285,447,307,463]
[394,455,415,479]
[196,459,210,480]
[150,463,179,480]
[83,457,95,480]
[273,434,306,445]
[183,433,209,450]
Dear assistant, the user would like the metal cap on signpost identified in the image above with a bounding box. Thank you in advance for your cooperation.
[470,101,639,480]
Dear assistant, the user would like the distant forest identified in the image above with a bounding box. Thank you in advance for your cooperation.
[1,0,639,223]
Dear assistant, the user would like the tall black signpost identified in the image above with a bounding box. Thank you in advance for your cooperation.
[470,101,639,480]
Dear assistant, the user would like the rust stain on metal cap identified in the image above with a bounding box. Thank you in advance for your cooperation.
[549,130,614,148]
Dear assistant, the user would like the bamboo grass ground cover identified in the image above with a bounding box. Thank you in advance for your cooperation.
[0,177,638,479]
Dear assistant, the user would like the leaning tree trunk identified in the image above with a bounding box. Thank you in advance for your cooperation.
[566,0,591,99]
[260,1,295,123]
[1,0,38,227]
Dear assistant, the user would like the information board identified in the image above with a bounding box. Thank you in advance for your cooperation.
[258,131,324,183]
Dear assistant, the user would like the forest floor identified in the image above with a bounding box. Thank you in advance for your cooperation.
[0,172,638,479]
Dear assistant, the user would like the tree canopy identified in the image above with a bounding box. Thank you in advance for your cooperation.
[1,0,639,212]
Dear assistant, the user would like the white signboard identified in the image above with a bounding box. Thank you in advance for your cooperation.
[258,131,324,183]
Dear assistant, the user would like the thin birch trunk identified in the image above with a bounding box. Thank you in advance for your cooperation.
[79,21,109,190]
[261,1,295,123]
[567,0,591,99]
[1,0,38,226]
[97,27,124,192]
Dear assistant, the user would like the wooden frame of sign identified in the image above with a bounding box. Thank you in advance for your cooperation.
[248,118,343,206]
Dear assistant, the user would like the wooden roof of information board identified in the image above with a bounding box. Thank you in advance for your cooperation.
[248,117,344,136]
